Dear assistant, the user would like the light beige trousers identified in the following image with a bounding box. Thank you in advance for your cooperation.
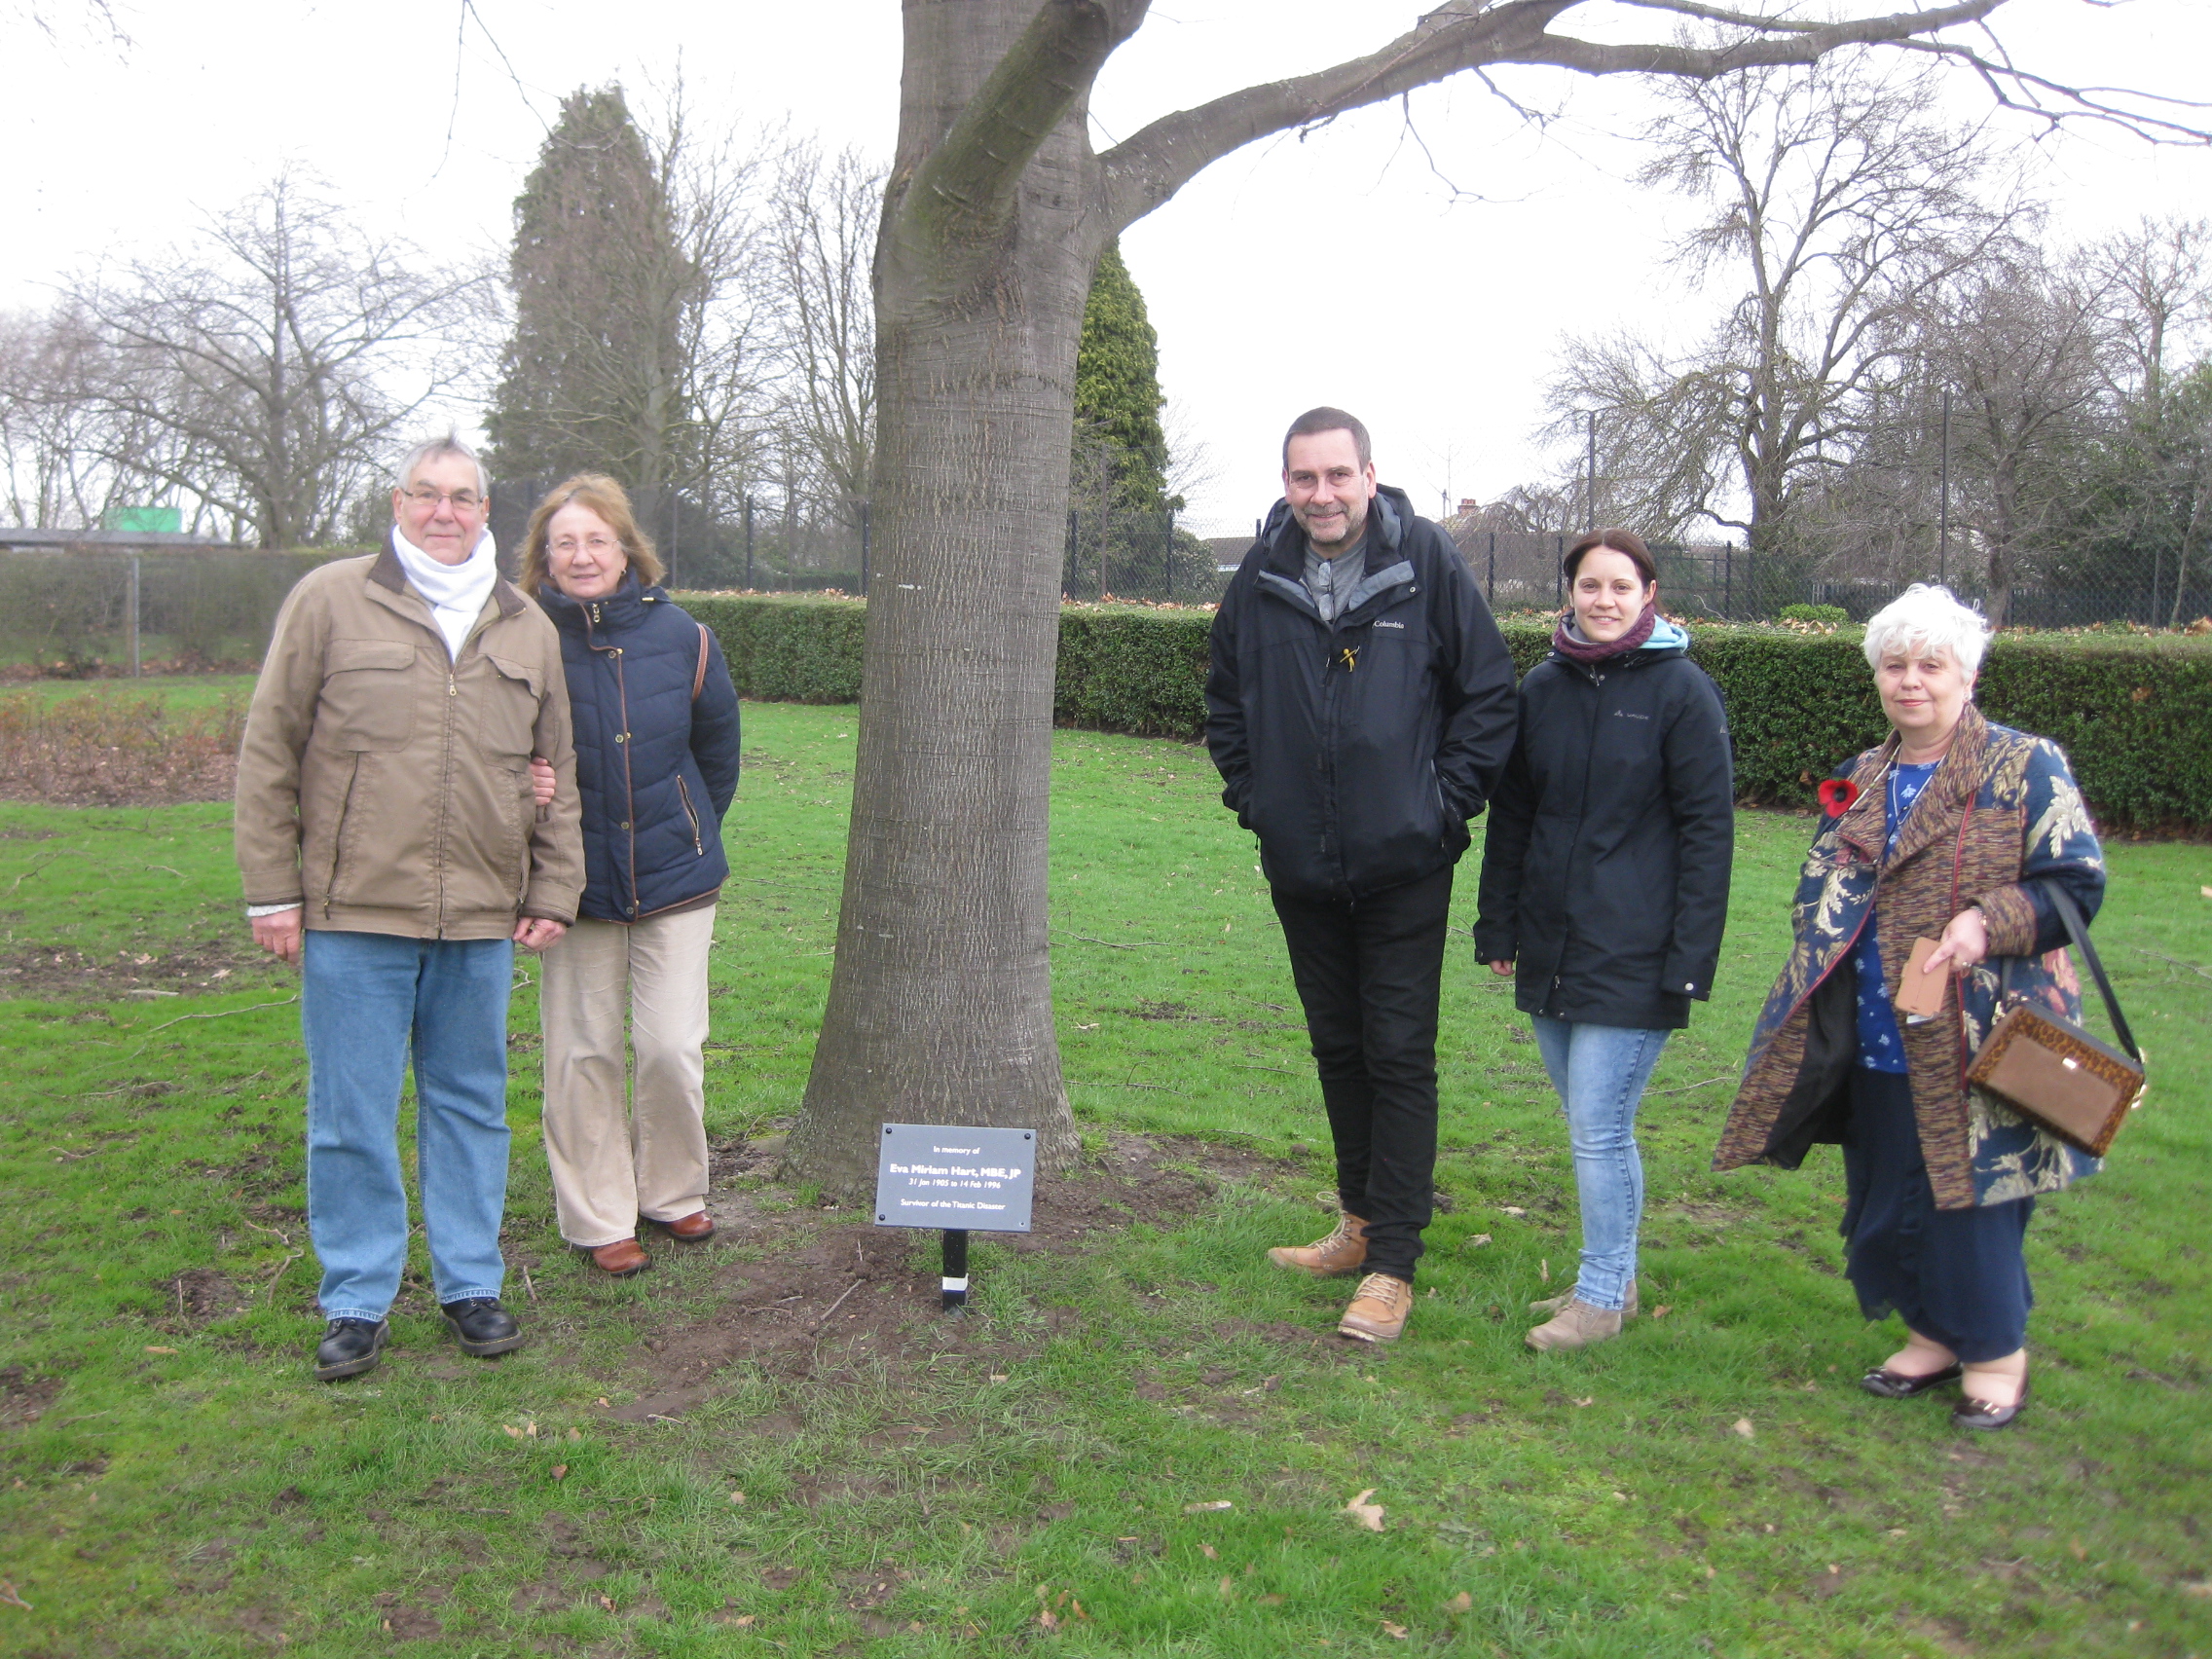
[538,906,716,1247]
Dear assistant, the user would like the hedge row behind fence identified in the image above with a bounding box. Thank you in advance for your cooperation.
[681,596,2212,831]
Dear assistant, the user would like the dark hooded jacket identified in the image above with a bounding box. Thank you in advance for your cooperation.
[538,575,741,924]
[1204,486,1518,902]
[1472,618,1733,1031]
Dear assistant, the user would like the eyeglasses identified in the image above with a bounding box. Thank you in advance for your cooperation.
[401,486,485,513]
[551,535,623,557]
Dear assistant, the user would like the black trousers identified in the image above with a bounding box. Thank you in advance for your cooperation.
[1840,1066,2034,1364]
[1270,866,1453,1284]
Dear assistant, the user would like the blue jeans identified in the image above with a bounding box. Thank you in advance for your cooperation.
[302,931,515,1321]
[1530,1017,1671,1313]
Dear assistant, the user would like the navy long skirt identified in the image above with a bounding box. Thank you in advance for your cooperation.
[1839,1066,2034,1364]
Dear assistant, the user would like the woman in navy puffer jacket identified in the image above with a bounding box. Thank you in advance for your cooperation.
[519,475,740,1278]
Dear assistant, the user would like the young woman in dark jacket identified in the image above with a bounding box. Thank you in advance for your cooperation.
[519,475,741,1278]
[1474,529,1733,1351]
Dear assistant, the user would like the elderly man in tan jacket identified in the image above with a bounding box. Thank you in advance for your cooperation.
[236,435,582,1382]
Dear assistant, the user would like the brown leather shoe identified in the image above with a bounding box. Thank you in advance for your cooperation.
[588,1237,650,1277]
[1337,1272,1413,1344]
[1268,1212,1369,1278]
[1525,1298,1622,1352]
[652,1211,716,1242]
[1530,1279,1638,1318]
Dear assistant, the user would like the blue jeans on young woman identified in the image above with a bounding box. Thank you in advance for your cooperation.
[1530,1017,1672,1313]
[301,931,516,1322]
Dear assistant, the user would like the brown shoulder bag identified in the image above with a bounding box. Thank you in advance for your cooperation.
[1966,884,2145,1158]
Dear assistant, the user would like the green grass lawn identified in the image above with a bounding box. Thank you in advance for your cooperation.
[2,699,2208,1658]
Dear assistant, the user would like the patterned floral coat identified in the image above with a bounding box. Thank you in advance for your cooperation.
[1714,706,2106,1209]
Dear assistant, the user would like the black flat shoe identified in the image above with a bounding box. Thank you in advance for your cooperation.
[1859,1362,1963,1399]
[440,1297,526,1357]
[1952,1380,2029,1431]
[313,1317,388,1382]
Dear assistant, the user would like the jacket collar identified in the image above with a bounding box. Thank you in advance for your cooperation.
[1255,485,1417,625]
[538,571,657,641]
[1834,703,1989,866]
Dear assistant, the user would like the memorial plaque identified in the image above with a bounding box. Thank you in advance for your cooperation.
[873,1124,1036,1233]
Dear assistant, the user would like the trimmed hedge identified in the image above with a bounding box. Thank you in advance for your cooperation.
[679,594,2212,831]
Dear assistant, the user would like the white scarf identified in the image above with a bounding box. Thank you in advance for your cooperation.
[389,524,499,661]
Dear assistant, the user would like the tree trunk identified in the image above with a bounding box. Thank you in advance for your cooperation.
[785,2,1104,1197]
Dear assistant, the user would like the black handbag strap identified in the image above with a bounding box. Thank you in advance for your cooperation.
[2042,883,2140,1061]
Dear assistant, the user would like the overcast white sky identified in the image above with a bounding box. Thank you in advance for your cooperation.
[7,0,2208,531]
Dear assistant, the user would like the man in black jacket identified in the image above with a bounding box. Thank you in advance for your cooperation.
[1205,407,1518,1342]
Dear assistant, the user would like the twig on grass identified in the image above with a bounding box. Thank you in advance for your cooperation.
[144,994,299,1033]
[1069,1080,1189,1096]
[0,1578,31,1610]
[1642,1075,1735,1097]
[521,1263,538,1306]
[1236,996,1289,1012]
[1235,1064,1296,1075]
[2134,947,2212,981]
[262,1249,304,1298]
[1051,932,1164,950]
[242,1217,292,1248]
[816,1280,861,1325]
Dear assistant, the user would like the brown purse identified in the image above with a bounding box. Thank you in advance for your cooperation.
[1966,885,2145,1158]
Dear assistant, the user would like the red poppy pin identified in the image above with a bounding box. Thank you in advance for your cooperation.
[1817,778,1860,819]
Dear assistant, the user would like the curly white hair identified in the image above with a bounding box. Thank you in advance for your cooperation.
[1861,583,1989,675]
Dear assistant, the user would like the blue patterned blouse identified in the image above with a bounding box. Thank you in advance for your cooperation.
[1853,760,1940,1071]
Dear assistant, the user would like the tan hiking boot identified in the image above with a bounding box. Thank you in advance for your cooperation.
[1525,1298,1623,1352]
[1268,1212,1369,1278]
[1530,1279,1638,1318]
[1337,1272,1414,1344]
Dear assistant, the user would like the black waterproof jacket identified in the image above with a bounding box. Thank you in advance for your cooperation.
[1472,624,1734,1030]
[1204,486,1518,902]
[539,576,741,924]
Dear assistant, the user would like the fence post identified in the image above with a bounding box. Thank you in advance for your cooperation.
[744,497,756,589]
[667,491,680,590]
[860,500,871,597]
[1487,531,1495,605]
[1164,508,1174,601]
[128,555,142,679]
[1555,535,1564,606]
[1067,509,1079,600]
[1723,544,1732,619]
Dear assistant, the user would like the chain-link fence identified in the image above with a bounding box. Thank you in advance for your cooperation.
[0,547,336,675]
[490,480,870,596]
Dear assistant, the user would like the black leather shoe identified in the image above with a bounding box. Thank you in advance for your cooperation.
[1860,1362,1963,1399]
[440,1298,526,1357]
[313,1317,388,1382]
[1952,1380,2029,1431]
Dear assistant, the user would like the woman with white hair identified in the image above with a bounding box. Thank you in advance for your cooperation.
[1714,584,2106,1431]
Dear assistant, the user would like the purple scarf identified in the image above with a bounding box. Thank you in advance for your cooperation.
[1552,603,1657,664]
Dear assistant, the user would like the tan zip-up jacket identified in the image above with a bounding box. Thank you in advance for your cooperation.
[235,545,584,939]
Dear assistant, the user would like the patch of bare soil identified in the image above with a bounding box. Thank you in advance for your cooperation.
[156,1269,251,1325]
[0,689,244,806]
[585,1133,1299,1420]
[0,939,278,1001]
[0,1364,61,1429]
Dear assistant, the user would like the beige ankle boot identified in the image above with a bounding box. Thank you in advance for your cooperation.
[1530,1279,1638,1318]
[1268,1212,1369,1278]
[1337,1272,1413,1344]
[1525,1298,1623,1352]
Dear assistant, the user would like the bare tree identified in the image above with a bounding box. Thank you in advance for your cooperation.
[760,141,881,540]
[1544,54,2018,598]
[68,172,476,548]
[1925,251,2110,624]
[782,0,2210,1198]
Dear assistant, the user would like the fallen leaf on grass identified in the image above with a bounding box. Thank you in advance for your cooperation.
[2179,1581,2212,1599]
[550,1465,567,1481]
[989,1374,1010,1382]
[0,1580,30,1610]
[597,1594,616,1612]
[1501,1206,1527,1218]
[1573,1396,1594,1408]
[1343,1489,1385,1531]
[1732,1418,1755,1440]
[144,1346,177,1355]
[1651,1305,1673,1319]
[1444,1592,1473,1613]
[728,1491,747,1504]
[1038,1608,1058,1631]
[1381,1619,1409,1639]
[1259,1593,1285,1605]
[1463,1234,1493,1250]
[1185,1499,1233,1514]
[1218,1575,1234,1597]
[1198,1543,1218,1561]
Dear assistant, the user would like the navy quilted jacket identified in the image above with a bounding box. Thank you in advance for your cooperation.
[538,576,740,923]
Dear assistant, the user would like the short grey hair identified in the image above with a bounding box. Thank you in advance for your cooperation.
[393,433,490,498]
[1862,583,1990,675]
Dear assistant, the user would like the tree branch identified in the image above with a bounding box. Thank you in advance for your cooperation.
[1100,0,2212,234]
[899,0,1147,262]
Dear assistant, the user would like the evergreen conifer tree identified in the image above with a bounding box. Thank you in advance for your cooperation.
[1071,241,1175,513]
[486,86,693,493]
